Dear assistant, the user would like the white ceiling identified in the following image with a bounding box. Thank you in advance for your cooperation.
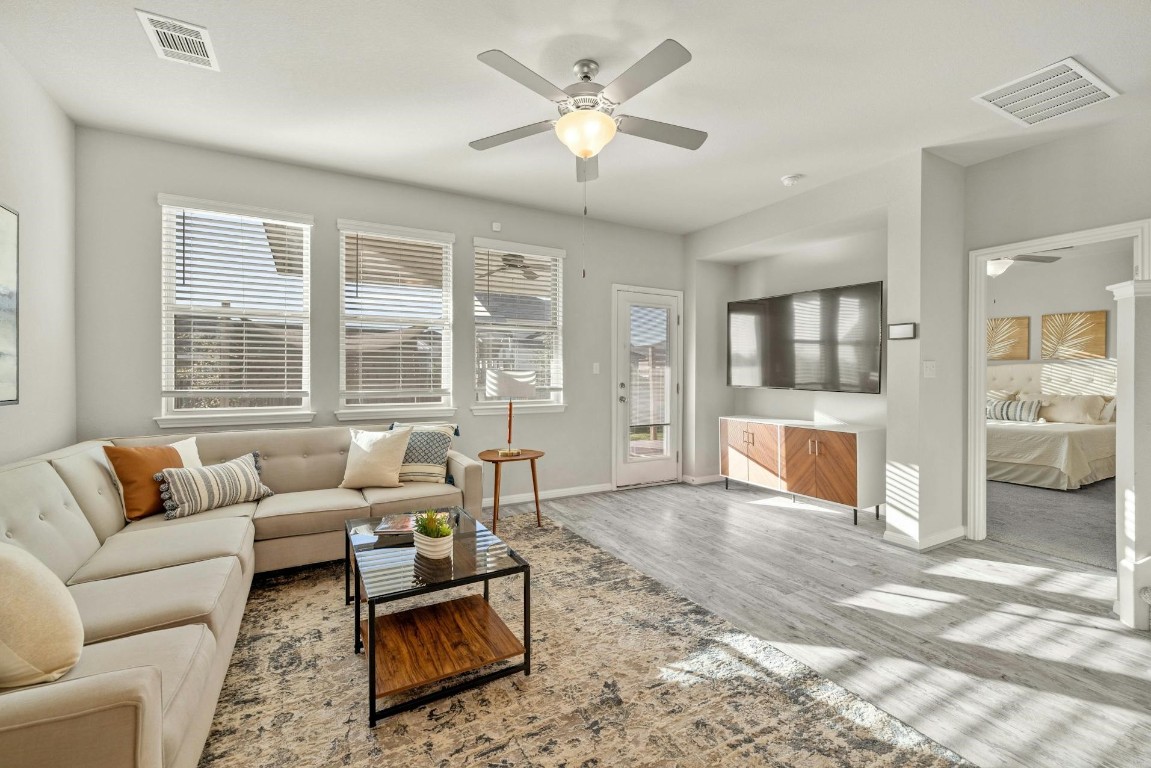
[4,1,1151,234]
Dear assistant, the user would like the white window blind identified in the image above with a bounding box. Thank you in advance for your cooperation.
[473,243,563,404]
[339,222,453,409]
[160,200,311,412]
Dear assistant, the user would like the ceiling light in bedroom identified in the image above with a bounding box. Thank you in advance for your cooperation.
[986,259,1014,278]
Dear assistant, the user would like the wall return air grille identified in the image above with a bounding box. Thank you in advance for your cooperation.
[974,57,1117,126]
[137,10,219,71]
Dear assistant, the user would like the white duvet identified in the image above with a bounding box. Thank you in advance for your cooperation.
[986,420,1116,483]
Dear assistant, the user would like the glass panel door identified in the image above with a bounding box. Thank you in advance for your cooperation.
[614,288,681,487]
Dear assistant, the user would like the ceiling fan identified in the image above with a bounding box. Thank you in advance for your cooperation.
[468,39,707,182]
[986,248,1067,277]
[480,254,540,281]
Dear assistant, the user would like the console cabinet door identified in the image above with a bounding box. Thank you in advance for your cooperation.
[746,422,780,489]
[721,419,749,481]
[815,430,858,506]
[781,426,818,497]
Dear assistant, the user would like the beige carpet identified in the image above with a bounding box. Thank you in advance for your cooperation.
[199,514,974,767]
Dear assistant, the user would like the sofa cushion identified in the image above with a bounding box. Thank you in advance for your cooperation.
[0,462,100,581]
[42,624,216,765]
[362,483,462,517]
[254,488,369,540]
[103,444,183,521]
[156,452,272,519]
[48,444,124,544]
[68,557,244,644]
[124,501,256,532]
[0,544,85,688]
[68,517,254,584]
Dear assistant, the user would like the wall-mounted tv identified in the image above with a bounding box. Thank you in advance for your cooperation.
[727,281,884,394]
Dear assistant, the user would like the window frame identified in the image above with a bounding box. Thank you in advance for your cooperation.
[471,237,566,416]
[155,194,315,429]
[335,219,456,422]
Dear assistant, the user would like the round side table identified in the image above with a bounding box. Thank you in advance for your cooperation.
[477,449,544,534]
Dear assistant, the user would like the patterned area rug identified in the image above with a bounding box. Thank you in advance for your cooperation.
[199,514,974,767]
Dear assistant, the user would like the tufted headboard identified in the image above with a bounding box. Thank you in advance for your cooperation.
[986,359,1117,398]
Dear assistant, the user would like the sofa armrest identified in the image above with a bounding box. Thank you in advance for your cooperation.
[447,450,482,519]
[0,666,164,768]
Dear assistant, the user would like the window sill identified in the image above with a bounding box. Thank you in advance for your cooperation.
[154,411,317,429]
[470,402,567,416]
[335,406,458,423]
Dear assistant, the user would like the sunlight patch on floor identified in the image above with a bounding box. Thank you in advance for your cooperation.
[925,557,1115,600]
[838,583,967,618]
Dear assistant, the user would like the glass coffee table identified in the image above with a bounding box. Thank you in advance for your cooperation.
[343,507,531,725]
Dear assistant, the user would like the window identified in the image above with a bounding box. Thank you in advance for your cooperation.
[159,195,312,422]
[473,238,564,410]
[338,221,454,418]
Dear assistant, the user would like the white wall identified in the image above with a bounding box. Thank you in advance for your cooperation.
[74,128,684,498]
[732,228,888,426]
[0,43,76,464]
[682,258,736,480]
[987,247,1132,361]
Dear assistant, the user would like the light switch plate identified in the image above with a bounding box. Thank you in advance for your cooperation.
[922,360,937,379]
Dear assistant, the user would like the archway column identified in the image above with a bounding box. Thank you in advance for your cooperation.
[1110,279,1151,629]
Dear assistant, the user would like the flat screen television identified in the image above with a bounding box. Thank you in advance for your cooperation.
[727,281,883,394]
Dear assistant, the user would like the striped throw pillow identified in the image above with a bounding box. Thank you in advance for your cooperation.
[154,452,273,519]
[986,398,1041,422]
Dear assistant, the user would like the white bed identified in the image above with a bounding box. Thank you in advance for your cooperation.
[985,360,1117,490]
[986,420,1116,490]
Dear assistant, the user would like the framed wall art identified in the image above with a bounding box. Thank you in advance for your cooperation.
[0,205,17,405]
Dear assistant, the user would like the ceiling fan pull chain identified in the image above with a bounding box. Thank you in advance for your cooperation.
[581,177,588,279]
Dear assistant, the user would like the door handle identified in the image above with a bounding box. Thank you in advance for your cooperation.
[748,432,755,446]
[808,439,815,455]
[814,440,820,455]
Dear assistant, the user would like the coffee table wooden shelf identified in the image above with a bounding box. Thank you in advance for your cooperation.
[360,594,525,698]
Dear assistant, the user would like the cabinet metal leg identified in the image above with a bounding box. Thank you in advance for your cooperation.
[876,505,880,520]
[853,508,858,525]
[725,477,729,490]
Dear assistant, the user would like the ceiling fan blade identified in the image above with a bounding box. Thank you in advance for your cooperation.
[469,121,554,151]
[601,39,692,105]
[576,156,599,182]
[1013,254,1062,263]
[477,50,569,102]
[616,115,707,150]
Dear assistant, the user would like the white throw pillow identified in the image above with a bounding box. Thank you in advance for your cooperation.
[339,427,412,489]
[172,437,202,468]
[0,544,84,688]
[1100,397,1117,423]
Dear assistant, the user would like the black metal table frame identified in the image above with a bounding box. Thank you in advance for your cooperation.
[344,529,531,726]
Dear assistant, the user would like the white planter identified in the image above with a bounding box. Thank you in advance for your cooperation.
[413,530,454,559]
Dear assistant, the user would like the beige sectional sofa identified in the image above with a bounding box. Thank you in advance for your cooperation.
[0,424,482,768]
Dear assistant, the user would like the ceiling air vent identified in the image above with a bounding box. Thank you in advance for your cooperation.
[136,10,219,71]
[974,57,1116,126]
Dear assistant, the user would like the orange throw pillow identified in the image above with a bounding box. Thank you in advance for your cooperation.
[103,445,183,521]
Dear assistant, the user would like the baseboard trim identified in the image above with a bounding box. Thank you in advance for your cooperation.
[483,483,613,508]
[683,474,723,485]
[883,525,967,552]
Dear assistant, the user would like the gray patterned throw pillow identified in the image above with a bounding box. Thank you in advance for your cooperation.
[398,429,453,484]
[154,452,273,519]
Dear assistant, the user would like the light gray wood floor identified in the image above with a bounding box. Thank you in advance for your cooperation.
[493,482,1151,768]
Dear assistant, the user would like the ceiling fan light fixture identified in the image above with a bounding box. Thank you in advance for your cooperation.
[554,109,617,159]
[986,259,1014,277]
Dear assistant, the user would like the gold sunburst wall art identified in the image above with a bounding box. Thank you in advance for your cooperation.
[1042,310,1107,359]
[986,316,1029,360]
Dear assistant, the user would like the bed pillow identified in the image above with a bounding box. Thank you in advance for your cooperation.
[1036,394,1107,424]
[986,389,1018,402]
[1100,396,1117,423]
[986,398,1041,422]
[155,452,273,519]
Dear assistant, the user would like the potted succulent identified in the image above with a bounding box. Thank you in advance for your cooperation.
[413,509,454,559]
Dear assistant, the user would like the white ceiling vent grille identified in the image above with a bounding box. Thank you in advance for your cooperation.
[975,57,1117,126]
[136,10,219,71]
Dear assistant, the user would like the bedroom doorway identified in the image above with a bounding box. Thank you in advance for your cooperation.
[967,220,1151,627]
[981,239,1130,568]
